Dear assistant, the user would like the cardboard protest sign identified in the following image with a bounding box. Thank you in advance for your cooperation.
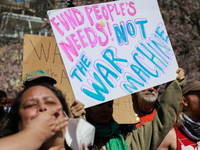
[47,0,178,108]
[22,34,138,123]
[22,34,75,107]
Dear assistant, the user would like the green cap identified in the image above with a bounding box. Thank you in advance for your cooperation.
[23,70,57,85]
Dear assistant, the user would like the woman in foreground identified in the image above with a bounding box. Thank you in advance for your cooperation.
[0,83,87,150]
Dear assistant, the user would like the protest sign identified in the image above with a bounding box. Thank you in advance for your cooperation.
[22,34,138,123]
[47,0,178,108]
[22,34,75,107]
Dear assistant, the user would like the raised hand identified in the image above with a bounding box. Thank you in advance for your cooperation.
[70,100,86,120]
[26,106,68,142]
[176,68,185,82]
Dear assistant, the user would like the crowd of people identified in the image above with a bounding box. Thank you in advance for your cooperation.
[0,68,200,150]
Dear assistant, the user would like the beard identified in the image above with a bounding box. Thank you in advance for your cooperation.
[138,91,158,102]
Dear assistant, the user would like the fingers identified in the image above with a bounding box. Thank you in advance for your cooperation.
[54,117,68,132]
[47,107,68,132]
[70,100,79,107]
[82,143,85,150]
[70,100,86,118]
[82,143,89,150]
[47,106,62,116]
[176,68,185,82]
[71,104,84,113]
[71,107,86,118]
[25,106,68,143]
[70,100,84,108]
[176,68,182,74]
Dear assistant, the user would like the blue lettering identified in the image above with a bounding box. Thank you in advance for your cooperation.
[147,40,169,65]
[81,53,91,68]
[96,63,118,88]
[113,21,128,46]
[138,42,167,73]
[126,20,136,37]
[152,34,172,59]
[82,72,108,101]
[155,23,169,43]
[130,64,150,83]
[71,68,83,82]
[133,53,159,77]
[76,61,87,76]
[102,47,128,74]
[123,75,144,93]
[135,19,148,39]
[151,33,172,60]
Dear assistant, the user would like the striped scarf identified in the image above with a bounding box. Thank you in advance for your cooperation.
[180,113,200,141]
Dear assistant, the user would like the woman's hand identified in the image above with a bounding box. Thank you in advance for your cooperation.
[26,106,68,142]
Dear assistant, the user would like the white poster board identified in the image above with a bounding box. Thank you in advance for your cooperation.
[48,0,178,108]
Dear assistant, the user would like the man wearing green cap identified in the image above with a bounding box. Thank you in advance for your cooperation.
[21,70,57,90]
[158,80,200,150]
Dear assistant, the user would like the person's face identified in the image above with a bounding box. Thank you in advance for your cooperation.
[18,86,64,131]
[87,101,113,125]
[137,85,160,102]
[184,91,200,116]
[0,97,7,108]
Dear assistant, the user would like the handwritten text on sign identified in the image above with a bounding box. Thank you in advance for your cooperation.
[48,0,178,108]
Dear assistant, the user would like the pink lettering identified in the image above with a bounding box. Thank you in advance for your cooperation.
[50,17,64,36]
[106,22,112,36]
[84,6,94,26]
[71,8,85,26]
[92,4,102,20]
[59,37,78,62]
[84,27,97,48]
[106,4,114,22]
[119,2,125,16]
[114,4,121,15]
[128,2,136,16]
[70,33,81,50]
[76,29,89,48]
[96,23,109,46]
[101,5,109,20]
[63,9,78,30]
[56,13,70,31]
